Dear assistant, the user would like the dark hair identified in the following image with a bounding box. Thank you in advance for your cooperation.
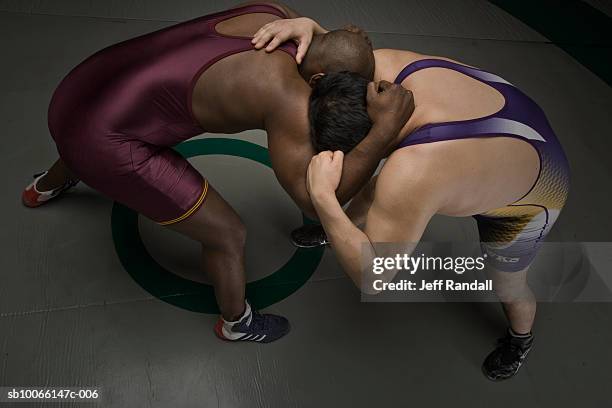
[309,71,372,153]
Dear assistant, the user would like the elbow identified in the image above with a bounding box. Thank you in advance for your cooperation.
[359,277,383,296]
[359,270,398,295]
[348,272,383,295]
[360,285,382,296]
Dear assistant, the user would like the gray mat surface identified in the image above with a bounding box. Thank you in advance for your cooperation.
[0,2,611,407]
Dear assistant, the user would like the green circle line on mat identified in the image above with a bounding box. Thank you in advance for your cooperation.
[111,138,324,314]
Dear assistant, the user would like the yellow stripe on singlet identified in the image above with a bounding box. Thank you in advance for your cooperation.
[158,179,209,226]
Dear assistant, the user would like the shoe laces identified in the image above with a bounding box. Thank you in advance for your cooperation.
[245,310,269,332]
[33,172,78,193]
[495,335,528,364]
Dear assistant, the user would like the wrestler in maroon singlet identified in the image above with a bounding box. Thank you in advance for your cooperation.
[48,4,296,224]
[23,2,413,340]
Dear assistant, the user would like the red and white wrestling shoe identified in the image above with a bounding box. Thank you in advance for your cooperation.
[22,171,79,208]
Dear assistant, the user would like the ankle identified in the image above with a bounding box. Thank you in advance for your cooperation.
[36,172,66,192]
[509,327,532,338]
[222,300,251,324]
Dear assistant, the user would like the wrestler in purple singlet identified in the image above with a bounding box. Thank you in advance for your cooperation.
[393,59,570,272]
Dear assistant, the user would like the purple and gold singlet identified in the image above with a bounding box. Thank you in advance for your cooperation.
[394,59,570,272]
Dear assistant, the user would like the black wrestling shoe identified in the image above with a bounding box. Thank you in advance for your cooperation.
[482,329,533,381]
[290,224,329,248]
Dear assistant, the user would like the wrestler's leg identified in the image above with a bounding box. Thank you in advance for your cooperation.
[489,265,536,334]
[476,208,545,381]
[52,134,289,342]
[482,264,536,381]
[165,185,246,321]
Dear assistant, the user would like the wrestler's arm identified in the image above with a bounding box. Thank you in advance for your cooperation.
[308,151,441,293]
[267,97,401,220]
[267,82,412,220]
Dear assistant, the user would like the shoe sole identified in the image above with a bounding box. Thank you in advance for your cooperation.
[290,240,329,249]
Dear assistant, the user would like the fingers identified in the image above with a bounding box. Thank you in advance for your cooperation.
[296,37,311,64]
[332,150,344,165]
[252,22,284,50]
[380,82,411,101]
[319,150,333,160]
[252,24,272,47]
[389,86,412,107]
[252,22,271,41]
[310,151,334,166]
[265,35,285,52]
[403,89,415,106]
[252,22,275,42]
[367,80,399,100]
[313,151,343,166]
[377,80,393,92]
[252,31,273,49]
[252,20,313,63]
[366,81,378,102]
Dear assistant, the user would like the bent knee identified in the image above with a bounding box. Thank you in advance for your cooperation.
[202,216,247,252]
[224,218,247,247]
[166,207,246,250]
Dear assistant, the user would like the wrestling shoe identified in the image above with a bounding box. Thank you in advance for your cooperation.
[290,224,329,248]
[22,171,79,208]
[482,329,533,381]
[214,301,290,343]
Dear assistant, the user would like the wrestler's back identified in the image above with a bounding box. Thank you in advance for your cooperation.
[374,49,506,134]
[191,12,306,133]
[374,49,541,216]
[48,6,304,146]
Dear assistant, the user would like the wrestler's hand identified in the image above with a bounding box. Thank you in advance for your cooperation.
[307,150,345,200]
[252,17,327,64]
[366,80,415,147]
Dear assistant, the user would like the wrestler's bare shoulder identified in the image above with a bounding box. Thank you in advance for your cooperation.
[193,49,306,132]
[374,48,479,82]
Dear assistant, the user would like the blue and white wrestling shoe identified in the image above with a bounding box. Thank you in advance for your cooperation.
[214,301,290,343]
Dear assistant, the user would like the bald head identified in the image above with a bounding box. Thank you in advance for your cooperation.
[300,26,375,82]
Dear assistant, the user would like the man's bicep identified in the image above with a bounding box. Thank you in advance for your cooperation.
[364,179,432,246]
[267,130,317,218]
[264,75,314,216]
